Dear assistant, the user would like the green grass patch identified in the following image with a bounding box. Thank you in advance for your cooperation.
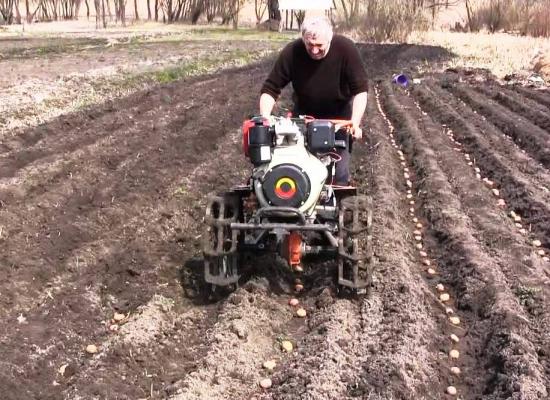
[147,48,266,84]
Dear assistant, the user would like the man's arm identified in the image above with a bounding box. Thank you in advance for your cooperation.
[260,42,293,118]
[260,93,277,118]
[350,91,367,139]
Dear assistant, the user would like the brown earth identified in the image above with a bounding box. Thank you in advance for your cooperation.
[1,36,550,400]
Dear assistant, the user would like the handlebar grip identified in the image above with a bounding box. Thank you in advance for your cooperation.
[335,140,347,149]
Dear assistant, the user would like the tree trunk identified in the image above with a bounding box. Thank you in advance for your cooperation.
[465,0,472,31]
[101,0,107,27]
[25,0,31,22]
[133,0,138,20]
[268,0,280,21]
[146,0,151,19]
[14,0,21,24]
[154,0,158,20]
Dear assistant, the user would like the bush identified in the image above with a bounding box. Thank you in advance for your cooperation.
[356,0,427,43]
[467,0,550,38]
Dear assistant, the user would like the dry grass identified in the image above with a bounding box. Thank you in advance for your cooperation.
[408,30,550,78]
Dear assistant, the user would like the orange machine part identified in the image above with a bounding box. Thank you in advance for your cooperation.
[287,232,302,266]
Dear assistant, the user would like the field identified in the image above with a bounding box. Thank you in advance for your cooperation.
[1,23,550,400]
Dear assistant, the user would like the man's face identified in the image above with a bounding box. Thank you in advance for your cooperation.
[303,34,331,60]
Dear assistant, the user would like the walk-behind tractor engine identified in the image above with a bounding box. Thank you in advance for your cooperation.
[203,116,373,294]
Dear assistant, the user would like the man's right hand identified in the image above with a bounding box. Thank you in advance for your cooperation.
[352,125,363,140]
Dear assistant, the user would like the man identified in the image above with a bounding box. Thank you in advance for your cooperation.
[259,16,368,185]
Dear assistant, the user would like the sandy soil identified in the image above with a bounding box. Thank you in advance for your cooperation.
[0,30,549,400]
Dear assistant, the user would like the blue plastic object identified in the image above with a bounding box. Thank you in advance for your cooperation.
[392,74,409,87]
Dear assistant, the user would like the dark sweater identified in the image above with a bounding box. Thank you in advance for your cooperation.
[261,35,368,119]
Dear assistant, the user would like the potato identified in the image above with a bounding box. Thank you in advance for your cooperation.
[281,340,293,353]
[263,360,277,371]
[450,334,459,343]
[423,259,431,266]
[440,293,450,302]
[113,312,125,322]
[450,367,461,375]
[532,239,542,247]
[436,283,445,292]
[296,308,307,318]
[259,378,273,389]
[289,298,299,307]
[449,349,460,359]
[446,385,457,395]
[449,316,461,325]
[419,250,428,257]
[86,344,98,354]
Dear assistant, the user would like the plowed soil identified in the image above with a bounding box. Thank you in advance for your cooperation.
[1,38,550,400]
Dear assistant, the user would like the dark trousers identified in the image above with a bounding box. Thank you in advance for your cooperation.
[333,129,352,186]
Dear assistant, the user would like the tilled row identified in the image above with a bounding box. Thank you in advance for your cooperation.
[0,63,270,400]
[412,82,550,250]
[513,85,550,109]
[374,84,469,398]
[446,83,550,168]
[380,80,549,399]
[256,83,449,399]
[473,84,550,133]
[407,83,550,396]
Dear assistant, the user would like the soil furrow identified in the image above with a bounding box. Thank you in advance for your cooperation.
[263,89,446,400]
[411,83,550,249]
[380,81,548,399]
[513,85,550,109]
[407,85,550,397]
[445,83,550,168]
[0,65,265,319]
[474,84,550,134]
[0,63,269,399]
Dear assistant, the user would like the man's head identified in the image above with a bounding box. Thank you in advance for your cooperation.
[301,16,333,60]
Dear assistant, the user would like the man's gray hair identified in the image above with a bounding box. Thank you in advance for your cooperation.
[301,16,333,41]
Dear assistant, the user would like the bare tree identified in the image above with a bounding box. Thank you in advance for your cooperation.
[0,0,16,23]
[254,0,266,23]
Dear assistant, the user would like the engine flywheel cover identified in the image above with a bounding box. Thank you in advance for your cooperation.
[263,164,311,207]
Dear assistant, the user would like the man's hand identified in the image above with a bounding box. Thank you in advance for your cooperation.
[352,124,363,140]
